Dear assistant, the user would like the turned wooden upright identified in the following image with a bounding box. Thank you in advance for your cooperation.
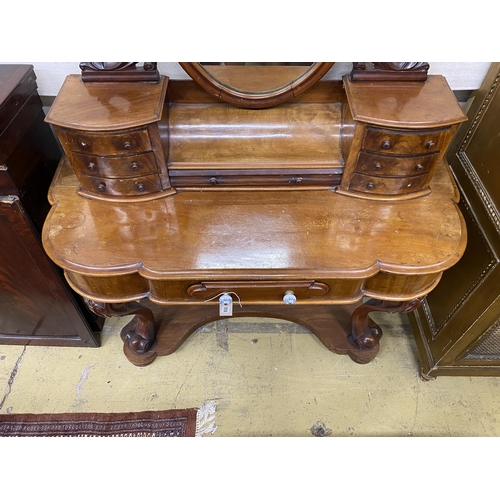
[43,65,467,368]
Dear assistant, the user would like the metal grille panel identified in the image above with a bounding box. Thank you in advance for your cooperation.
[464,320,500,360]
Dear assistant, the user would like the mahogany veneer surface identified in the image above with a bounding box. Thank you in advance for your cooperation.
[343,75,465,128]
[45,75,168,131]
[43,156,466,305]
[40,69,467,368]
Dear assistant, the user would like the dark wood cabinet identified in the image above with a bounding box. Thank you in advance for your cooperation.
[0,64,101,346]
[410,63,500,378]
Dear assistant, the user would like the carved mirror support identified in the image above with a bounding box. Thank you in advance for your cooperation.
[350,62,430,81]
[79,62,160,82]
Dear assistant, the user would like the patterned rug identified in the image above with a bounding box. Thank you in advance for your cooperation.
[0,402,217,437]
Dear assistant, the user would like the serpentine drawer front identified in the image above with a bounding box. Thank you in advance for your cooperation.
[361,127,448,155]
[45,75,174,202]
[186,281,330,302]
[346,127,450,197]
[339,75,465,200]
[60,127,153,155]
[355,151,436,177]
[78,172,163,197]
[71,151,158,178]
[56,126,168,200]
[348,172,429,195]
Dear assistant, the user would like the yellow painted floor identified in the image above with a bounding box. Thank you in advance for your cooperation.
[1,312,500,437]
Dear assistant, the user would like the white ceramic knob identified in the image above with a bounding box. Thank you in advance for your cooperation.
[283,291,296,305]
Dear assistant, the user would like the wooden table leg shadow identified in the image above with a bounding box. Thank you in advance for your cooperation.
[85,298,424,367]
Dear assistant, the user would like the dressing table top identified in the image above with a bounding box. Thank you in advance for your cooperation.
[43,156,465,281]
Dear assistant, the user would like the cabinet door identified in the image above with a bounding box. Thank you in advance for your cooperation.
[0,198,99,346]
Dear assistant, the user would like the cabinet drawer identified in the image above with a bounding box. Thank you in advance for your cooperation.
[72,151,158,178]
[362,127,449,155]
[62,127,152,155]
[79,173,162,197]
[169,168,342,189]
[0,67,37,133]
[186,280,330,302]
[356,151,438,177]
[349,172,430,195]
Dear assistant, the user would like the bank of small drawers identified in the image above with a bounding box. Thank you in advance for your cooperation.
[59,126,163,199]
[349,126,451,196]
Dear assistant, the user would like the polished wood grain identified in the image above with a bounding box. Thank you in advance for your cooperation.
[342,75,466,128]
[45,75,168,131]
[41,67,468,368]
[168,102,342,167]
[43,156,466,302]
[164,82,344,189]
[166,79,346,105]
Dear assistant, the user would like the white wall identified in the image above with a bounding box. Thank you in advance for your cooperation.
[10,62,492,97]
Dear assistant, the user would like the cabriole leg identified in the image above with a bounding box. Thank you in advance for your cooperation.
[84,299,157,367]
[348,297,424,357]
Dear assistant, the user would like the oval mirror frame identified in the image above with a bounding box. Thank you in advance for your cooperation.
[179,62,335,108]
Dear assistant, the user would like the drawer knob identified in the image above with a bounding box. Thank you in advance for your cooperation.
[97,182,106,192]
[87,162,96,171]
[426,140,435,149]
[415,163,424,171]
[381,140,391,149]
[209,177,218,185]
[131,162,139,171]
[374,163,382,171]
[137,183,146,192]
[123,141,132,150]
[79,141,89,149]
[367,182,375,190]
[293,177,303,184]
[283,291,296,305]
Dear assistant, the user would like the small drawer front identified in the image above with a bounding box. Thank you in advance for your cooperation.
[64,128,152,156]
[362,127,449,155]
[187,280,330,302]
[79,173,162,197]
[349,172,430,195]
[356,151,438,177]
[169,169,342,189]
[72,151,158,178]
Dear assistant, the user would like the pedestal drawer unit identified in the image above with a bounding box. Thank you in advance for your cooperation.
[46,75,175,202]
[339,75,464,200]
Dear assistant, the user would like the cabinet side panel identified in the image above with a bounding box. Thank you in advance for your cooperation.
[0,201,98,346]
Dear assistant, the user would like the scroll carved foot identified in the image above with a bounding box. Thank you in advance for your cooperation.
[348,297,424,356]
[84,299,157,367]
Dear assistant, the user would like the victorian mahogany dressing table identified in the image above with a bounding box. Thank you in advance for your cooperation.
[43,62,467,368]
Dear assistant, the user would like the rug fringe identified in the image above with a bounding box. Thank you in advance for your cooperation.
[195,400,218,437]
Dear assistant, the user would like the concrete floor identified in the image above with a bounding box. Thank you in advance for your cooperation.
[1,311,500,437]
